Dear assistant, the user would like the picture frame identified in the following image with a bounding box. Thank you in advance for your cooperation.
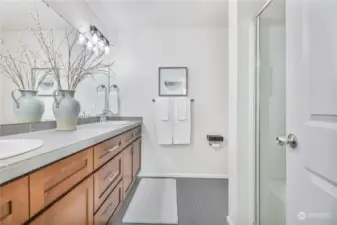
[159,67,188,96]
[32,68,58,96]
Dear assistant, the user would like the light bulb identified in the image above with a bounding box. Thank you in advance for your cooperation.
[78,34,85,44]
[104,46,110,54]
[98,40,105,49]
[93,46,99,55]
[92,33,98,44]
[87,41,93,50]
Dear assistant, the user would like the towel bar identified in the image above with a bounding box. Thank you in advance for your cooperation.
[152,99,194,102]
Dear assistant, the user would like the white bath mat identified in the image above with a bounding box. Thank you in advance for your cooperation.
[122,178,178,224]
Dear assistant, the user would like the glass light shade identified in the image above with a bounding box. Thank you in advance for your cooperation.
[98,40,105,49]
[104,46,110,54]
[93,46,99,55]
[92,33,99,44]
[78,34,85,44]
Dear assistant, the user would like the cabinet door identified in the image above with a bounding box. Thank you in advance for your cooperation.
[94,153,122,212]
[0,177,29,225]
[30,148,93,217]
[132,138,141,177]
[30,176,94,225]
[94,181,123,225]
[122,145,133,196]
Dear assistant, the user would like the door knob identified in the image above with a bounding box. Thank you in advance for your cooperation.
[276,134,298,149]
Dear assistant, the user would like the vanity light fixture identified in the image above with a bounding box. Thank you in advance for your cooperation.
[104,46,110,55]
[98,40,105,50]
[77,25,111,54]
[92,33,99,44]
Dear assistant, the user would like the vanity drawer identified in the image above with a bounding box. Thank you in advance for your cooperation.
[94,153,122,212]
[133,126,142,138]
[29,148,94,217]
[94,181,123,225]
[123,127,141,147]
[94,135,123,169]
[0,177,29,225]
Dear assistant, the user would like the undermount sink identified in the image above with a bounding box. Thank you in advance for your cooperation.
[0,139,44,159]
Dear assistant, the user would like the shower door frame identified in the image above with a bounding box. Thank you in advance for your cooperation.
[252,0,276,225]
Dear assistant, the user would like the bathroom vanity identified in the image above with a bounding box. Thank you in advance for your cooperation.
[0,121,142,225]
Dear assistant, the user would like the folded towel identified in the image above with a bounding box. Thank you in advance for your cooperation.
[156,98,170,121]
[173,98,191,144]
[155,98,173,145]
[175,98,188,121]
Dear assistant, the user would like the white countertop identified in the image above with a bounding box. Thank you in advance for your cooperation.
[0,120,142,185]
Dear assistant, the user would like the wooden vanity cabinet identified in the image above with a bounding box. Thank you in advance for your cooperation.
[1,126,141,225]
[0,177,29,225]
[29,148,94,217]
[30,176,94,225]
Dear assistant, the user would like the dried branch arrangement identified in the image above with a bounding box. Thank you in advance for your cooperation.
[0,39,49,90]
[30,11,114,90]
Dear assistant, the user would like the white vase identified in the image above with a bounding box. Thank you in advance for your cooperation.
[11,90,44,123]
[53,90,81,131]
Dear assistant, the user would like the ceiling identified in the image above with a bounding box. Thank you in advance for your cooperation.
[86,0,229,29]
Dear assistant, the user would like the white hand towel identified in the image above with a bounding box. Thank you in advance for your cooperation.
[156,98,170,121]
[109,91,120,115]
[173,98,191,144]
[155,98,173,145]
[176,98,187,121]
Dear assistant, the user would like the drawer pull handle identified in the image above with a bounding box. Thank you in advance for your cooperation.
[126,134,134,142]
[61,162,77,173]
[107,172,119,182]
[108,141,121,153]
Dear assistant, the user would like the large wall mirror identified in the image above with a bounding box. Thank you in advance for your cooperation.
[0,1,112,125]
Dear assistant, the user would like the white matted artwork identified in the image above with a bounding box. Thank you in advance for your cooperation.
[159,67,188,96]
[32,68,58,96]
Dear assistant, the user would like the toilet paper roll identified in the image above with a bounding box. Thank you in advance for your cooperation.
[210,143,221,148]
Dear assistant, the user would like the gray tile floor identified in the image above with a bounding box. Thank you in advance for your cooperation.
[110,178,229,225]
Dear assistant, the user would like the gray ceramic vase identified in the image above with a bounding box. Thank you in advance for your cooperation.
[11,90,44,123]
[52,89,81,131]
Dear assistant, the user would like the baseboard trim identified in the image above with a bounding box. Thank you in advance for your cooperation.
[138,173,229,179]
[226,216,234,225]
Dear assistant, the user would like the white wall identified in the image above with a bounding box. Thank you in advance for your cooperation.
[113,27,229,178]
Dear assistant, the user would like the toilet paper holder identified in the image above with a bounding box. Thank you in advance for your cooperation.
[207,135,224,148]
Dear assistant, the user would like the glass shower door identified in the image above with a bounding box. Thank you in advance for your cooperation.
[255,0,286,224]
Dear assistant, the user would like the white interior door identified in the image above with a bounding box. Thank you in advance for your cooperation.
[286,0,337,224]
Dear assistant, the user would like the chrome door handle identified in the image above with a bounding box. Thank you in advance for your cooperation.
[276,134,298,149]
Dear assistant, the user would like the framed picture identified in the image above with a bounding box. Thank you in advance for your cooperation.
[159,67,188,96]
[32,68,58,96]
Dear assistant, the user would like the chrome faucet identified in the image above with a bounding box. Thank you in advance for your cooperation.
[97,84,113,123]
